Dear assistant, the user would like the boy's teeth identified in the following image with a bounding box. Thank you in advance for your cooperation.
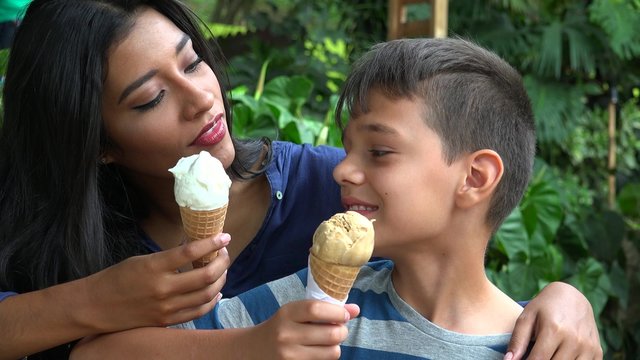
[348,205,375,211]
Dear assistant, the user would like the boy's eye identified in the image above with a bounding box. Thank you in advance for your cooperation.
[133,90,165,112]
[185,57,203,74]
[369,149,390,157]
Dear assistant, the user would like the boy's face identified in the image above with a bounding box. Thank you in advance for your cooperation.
[334,90,468,258]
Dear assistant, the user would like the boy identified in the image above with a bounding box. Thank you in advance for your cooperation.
[194,37,536,359]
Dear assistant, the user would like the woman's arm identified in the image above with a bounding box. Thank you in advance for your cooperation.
[0,233,230,360]
[505,281,603,360]
[70,302,360,360]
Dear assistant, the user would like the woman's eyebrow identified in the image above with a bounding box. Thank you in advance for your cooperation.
[175,33,189,54]
[118,70,157,104]
[117,34,191,104]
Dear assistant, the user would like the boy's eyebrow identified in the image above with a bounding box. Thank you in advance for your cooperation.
[358,122,398,135]
[117,34,191,104]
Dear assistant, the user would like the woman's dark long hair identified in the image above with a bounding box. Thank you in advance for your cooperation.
[0,0,269,357]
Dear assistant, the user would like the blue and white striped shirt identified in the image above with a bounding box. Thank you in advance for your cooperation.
[194,260,514,359]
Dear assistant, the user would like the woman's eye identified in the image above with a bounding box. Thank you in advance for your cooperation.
[185,57,203,74]
[133,90,165,112]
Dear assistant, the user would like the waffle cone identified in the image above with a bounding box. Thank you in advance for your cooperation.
[180,204,227,268]
[309,253,360,301]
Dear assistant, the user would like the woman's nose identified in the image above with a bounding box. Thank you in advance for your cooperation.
[333,155,365,186]
[182,80,215,121]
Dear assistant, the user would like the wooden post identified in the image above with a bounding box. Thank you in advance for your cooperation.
[387,0,448,40]
[433,0,448,38]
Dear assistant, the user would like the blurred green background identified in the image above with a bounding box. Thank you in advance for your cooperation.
[1,0,639,358]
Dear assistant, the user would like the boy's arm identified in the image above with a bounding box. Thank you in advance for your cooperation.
[505,281,603,360]
[70,301,360,359]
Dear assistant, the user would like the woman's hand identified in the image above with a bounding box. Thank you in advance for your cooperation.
[241,301,360,360]
[0,233,230,360]
[81,233,231,333]
[505,281,603,360]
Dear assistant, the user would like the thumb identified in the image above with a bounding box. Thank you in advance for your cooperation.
[505,310,535,360]
[344,303,360,320]
[164,233,231,268]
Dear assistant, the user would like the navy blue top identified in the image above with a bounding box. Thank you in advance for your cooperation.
[222,141,345,297]
[0,141,346,301]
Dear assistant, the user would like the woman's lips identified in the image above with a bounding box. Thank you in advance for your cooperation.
[192,114,226,146]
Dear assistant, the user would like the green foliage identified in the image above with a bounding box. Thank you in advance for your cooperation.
[589,0,640,60]
[230,69,342,147]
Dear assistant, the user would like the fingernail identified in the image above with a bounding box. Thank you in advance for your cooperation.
[344,310,350,321]
[218,233,231,246]
[216,292,223,301]
[503,351,513,360]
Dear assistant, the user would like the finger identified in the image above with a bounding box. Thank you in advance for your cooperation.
[344,303,360,320]
[170,248,230,293]
[169,270,227,310]
[292,300,352,324]
[290,343,342,360]
[291,322,349,346]
[155,233,231,270]
[163,292,222,326]
[506,310,537,359]
[547,341,576,360]
[524,328,561,360]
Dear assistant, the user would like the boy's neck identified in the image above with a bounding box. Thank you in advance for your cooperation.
[390,239,522,335]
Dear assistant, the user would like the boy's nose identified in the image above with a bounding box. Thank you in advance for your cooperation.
[333,156,365,186]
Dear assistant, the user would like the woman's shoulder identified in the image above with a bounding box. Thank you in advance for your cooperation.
[272,141,345,165]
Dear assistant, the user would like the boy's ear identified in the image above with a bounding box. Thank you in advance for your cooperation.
[456,150,503,209]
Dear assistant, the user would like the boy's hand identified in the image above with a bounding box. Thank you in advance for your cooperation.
[244,300,360,360]
[505,281,603,360]
[81,233,231,333]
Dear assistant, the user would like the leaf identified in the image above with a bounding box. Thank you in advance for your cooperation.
[494,207,530,260]
[567,257,610,318]
[263,75,314,115]
[589,0,640,59]
[505,261,543,300]
[523,76,588,148]
[535,20,563,78]
[520,177,563,244]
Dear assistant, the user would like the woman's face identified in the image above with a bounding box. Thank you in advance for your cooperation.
[101,7,234,182]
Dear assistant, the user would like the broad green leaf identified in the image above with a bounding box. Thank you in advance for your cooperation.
[494,207,529,260]
[568,258,610,317]
[520,178,563,243]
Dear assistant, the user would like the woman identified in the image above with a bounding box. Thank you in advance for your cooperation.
[0,0,601,359]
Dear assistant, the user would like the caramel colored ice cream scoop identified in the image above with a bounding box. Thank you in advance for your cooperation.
[308,211,375,301]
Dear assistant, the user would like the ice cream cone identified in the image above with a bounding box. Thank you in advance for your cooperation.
[180,203,228,268]
[309,253,360,301]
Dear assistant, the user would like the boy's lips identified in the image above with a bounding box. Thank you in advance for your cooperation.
[191,113,226,146]
[342,196,378,217]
